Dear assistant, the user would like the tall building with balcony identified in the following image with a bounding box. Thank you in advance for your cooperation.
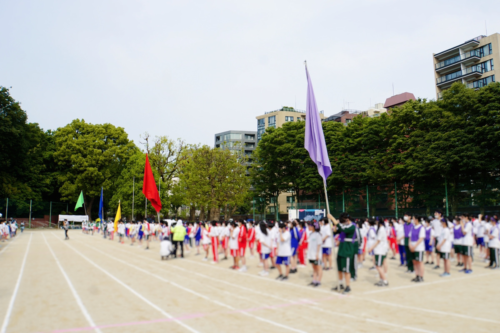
[433,34,500,99]
[256,106,325,142]
[214,130,257,161]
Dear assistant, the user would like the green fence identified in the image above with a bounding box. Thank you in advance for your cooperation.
[289,177,500,219]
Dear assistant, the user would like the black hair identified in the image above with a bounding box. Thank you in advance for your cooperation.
[368,218,376,226]
[230,221,237,227]
[375,217,384,232]
[211,220,217,226]
[339,212,350,223]
[259,222,268,235]
[278,222,286,229]
[239,220,247,231]
[292,221,297,228]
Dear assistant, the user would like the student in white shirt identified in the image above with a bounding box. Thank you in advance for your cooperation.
[276,222,292,281]
[486,217,499,269]
[366,221,377,270]
[320,219,333,270]
[476,214,486,257]
[409,214,426,282]
[307,221,323,287]
[258,222,272,276]
[367,218,389,287]
[460,213,474,274]
[436,218,452,277]
[117,221,126,244]
[396,218,406,267]
[201,223,211,261]
[229,221,240,269]
[431,210,444,269]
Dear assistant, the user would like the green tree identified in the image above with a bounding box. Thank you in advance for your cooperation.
[54,119,137,219]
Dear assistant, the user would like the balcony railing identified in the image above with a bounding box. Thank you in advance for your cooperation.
[436,67,483,85]
[435,50,480,70]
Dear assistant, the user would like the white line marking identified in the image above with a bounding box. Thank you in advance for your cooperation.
[50,233,200,333]
[42,233,103,333]
[363,272,496,295]
[76,235,432,333]
[0,233,32,333]
[76,239,306,333]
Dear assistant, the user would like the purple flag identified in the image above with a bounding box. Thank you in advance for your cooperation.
[304,63,332,182]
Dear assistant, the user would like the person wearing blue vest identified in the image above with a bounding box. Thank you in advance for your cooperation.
[409,214,426,282]
[460,213,474,274]
[403,212,414,273]
[289,220,300,274]
[194,222,202,255]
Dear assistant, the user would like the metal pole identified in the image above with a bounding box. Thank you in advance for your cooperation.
[145,197,147,221]
[49,201,52,228]
[157,178,161,223]
[366,185,370,217]
[342,189,345,212]
[132,176,135,221]
[29,200,32,228]
[394,182,398,219]
[252,198,255,222]
[445,178,449,216]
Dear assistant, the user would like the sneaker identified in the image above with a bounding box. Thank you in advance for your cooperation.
[332,285,344,291]
[238,266,247,272]
[465,269,473,274]
[433,265,440,270]
[430,262,434,265]
[440,272,450,277]
[458,268,466,272]
[290,268,297,274]
[415,276,423,283]
[374,280,389,287]
[424,261,429,265]
[210,261,217,264]
[270,266,276,270]
[343,286,351,294]
[203,258,208,261]
[369,266,376,270]
[308,282,316,286]
[276,274,283,280]
[406,270,414,274]
[260,271,269,277]
[411,277,419,282]
[281,276,289,281]
[313,282,321,287]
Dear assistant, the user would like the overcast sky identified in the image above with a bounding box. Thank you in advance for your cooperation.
[2,0,500,147]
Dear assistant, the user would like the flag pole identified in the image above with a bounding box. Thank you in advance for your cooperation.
[132,176,135,221]
[157,178,161,223]
[82,193,90,225]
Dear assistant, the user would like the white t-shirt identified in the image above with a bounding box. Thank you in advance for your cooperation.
[395,223,405,245]
[439,228,452,253]
[366,227,377,250]
[209,226,219,238]
[320,224,333,248]
[118,224,125,234]
[484,223,492,246]
[277,230,292,257]
[473,219,480,236]
[229,227,240,250]
[374,226,388,255]
[431,218,442,242]
[462,222,473,246]
[307,232,322,260]
[259,232,272,254]
[477,221,485,238]
[488,226,499,248]
[202,228,211,245]
[410,225,426,252]
[271,227,279,248]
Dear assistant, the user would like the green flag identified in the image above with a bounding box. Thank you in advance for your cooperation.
[75,191,84,211]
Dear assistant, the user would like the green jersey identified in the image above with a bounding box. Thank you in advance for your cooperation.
[334,222,356,257]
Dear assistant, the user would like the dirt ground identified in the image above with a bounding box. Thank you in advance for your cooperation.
[0,230,498,333]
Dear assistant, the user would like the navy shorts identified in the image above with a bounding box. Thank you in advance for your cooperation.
[276,256,290,265]
[477,237,485,246]
[291,246,298,256]
[195,238,201,246]
[424,239,433,252]
[261,253,270,260]
[322,247,332,255]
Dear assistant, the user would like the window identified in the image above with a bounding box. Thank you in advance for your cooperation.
[257,119,265,126]
[245,143,255,148]
[477,43,493,57]
[268,116,276,125]
[245,134,255,140]
[224,133,242,141]
[215,136,221,141]
[286,196,295,203]
[345,119,352,124]
[257,128,266,140]
[468,75,495,89]
[285,116,294,122]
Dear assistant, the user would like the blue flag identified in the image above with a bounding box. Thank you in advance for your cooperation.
[98,187,104,221]
[304,62,332,182]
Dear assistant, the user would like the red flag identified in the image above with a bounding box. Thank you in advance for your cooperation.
[142,154,162,212]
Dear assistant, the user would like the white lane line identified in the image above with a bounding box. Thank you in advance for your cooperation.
[363,272,496,295]
[75,239,306,333]
[0,233,32,333]
[50,233,200,333]
[42,233,102,333]
[76,237,431,333]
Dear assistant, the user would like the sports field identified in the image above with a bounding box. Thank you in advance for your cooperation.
[1,230,498,333]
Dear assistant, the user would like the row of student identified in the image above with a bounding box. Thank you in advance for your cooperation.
[1,219,23,241]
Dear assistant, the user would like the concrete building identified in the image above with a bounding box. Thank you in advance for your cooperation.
[362,103,387,118]
[433,34,499,99]
[256,106,325,142]
[383,92,416,110]
[214,130,257,159]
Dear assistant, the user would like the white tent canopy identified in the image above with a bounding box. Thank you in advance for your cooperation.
[58,215,89,222]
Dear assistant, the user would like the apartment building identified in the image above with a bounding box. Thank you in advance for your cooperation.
[323,110,361,125]
[214,130,257,159]
[433,33,499,99]
[256,106,325,142]
[383,92,415,110]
